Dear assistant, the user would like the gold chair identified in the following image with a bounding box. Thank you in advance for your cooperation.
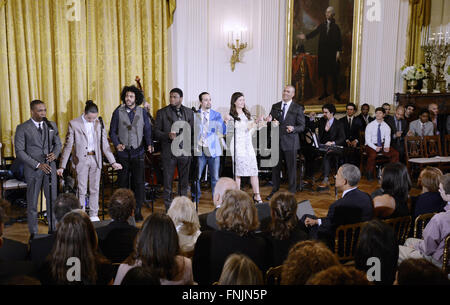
[383,216,412,245]
[413,213,436,239]
[443,234,450,274]
[334,221,368,262]
[265,265,283,285]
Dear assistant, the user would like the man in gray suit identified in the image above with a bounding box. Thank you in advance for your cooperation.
[14,100,62,236]
[407,109,434,137]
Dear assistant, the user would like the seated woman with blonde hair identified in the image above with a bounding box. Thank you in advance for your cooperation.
[218,253,263,285]
[167,196,201,257]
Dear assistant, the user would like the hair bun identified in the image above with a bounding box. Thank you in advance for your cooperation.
[86,100,94,106]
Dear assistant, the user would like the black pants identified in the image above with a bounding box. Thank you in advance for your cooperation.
[117,156,145,212]
[272,149,297,194]
[162,156,191,210]
[323,151,342,180]
[323,71,338,96]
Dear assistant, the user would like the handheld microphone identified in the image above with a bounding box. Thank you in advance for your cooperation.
[43,117,54,130]
[98,116,104,129]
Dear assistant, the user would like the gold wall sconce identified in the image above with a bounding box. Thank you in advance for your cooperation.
[227,30,248,72]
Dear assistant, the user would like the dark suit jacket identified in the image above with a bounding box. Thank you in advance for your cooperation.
[154,105,194,159]
[356,114,374,131]
[412,192,446,220]
[385,116,408,152]
[318,188,373,247]
[96,221,139,264]
[29,234,56,269]
[339,116,363,143]
[269,102,305,151]
[318,117,345,146]
[0,238,28,261]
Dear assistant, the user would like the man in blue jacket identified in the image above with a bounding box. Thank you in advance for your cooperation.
[193,92,226,202]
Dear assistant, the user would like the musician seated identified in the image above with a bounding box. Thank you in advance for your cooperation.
[316,104,345,188]
[339,103,363,166]
[364,107,399,181]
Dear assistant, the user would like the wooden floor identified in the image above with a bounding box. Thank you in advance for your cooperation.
[3,177,421,244]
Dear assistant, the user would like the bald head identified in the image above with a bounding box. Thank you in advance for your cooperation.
[428,103,438,116]
[213,177,238,208]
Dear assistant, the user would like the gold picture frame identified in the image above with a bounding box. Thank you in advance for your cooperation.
[285,0,364,113]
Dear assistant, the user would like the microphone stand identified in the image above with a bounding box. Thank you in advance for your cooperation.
[44,119,54,234]
[99,117,105,220]
[233,116,236,182]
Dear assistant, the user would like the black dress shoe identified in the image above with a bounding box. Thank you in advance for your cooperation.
[319,93,329,100]
[266,192,276,201]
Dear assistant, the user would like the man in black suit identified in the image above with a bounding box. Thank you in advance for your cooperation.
[385,105,408,162]
[382,103,393,121]
[154,88,194,211]
[299,6,342,101]
[314,104,345,188]
[356,103,374,131]
[303,164,373,249]
[266,85,305,200]
[404,103,416,124]
[339,103,363,166]
[429,103,448,144]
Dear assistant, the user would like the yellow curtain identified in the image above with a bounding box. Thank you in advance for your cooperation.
[0,0,176,157]
[405,0,431,65]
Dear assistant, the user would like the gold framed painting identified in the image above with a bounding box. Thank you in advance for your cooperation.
[285,0,363,113]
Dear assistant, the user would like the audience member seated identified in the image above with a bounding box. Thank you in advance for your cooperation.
[0,199,27,261]
[167,196,201,257]
[398,173,450,268]
[354,219,399,285]
[193,190,272,285]
[371,163,411,219]
[306,265,370,285]
[407,109,434,137]
[404,103,416,124]
[356,103,374,131]
[280,240,340,285]
[412,167,446,220]
[385,105,408,162]
[218,253,263,285]
[303,164,373,249]
[364,107,399,181]
[261,192,308,266]
[198,177,238,231]
[382,103,392,121]
[316,103,346,188]
[428,103,447,138]
[114,213,193,285]
[30,193,80,269]
[395,258,449,285]
[39,210,113,285]
[96,188,139,264]
[120,266,160,285]
[339,103,363,166]
[0,201,38,284]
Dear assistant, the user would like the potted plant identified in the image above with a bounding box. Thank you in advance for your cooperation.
[401,64,426,94]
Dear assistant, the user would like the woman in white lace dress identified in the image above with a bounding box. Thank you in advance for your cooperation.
[225,92,263,203]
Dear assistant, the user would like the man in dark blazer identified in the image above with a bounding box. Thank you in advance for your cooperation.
[339,103,363,166]
[266,85,305,200]
[299,6,342,101]
[385,105,408,162]
[356,103,374,131]
[316,103,345,188]
[303,164,373,249]
[154,88,194,211]
[14,100,62,235]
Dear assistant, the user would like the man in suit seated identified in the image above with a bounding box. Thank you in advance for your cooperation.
[96,188,139,263]
[302,164,373,249]
[382,103,393,121]
[339,103,363,166]
[404,103,416,124]
[385,105,408,162]
[29,193,80,269]
[315,103,345,188]
[407,109,434,137]
[356,103,374,131]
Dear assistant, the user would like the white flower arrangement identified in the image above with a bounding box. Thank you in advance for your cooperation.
[400,64,426,81]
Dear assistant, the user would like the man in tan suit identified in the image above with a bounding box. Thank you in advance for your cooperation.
[57,101,122,221]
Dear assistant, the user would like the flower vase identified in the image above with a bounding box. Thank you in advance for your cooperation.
[407,80,418,94]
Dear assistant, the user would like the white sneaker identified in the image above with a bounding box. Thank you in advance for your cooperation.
[90,216,100,222]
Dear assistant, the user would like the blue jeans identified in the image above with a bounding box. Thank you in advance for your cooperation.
[194,153,220,202]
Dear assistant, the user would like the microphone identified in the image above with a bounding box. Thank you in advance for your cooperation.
[191,107,198,113]
[98,116,104,129]
[43,117,54,130]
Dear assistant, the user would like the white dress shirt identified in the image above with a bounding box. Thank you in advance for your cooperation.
[365,120,391,151]
[281,100,292,120]
[81,114,96,152]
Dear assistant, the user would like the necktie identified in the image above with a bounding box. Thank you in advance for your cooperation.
[325,120,331,132]
[281,103,287,121]
[349,117,352,129]
[38,123,42,135]
[377,124,382,147]
[176,108,182,120]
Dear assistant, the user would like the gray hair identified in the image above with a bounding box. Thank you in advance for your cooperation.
[326,6,335,15]
[340,164,361,187]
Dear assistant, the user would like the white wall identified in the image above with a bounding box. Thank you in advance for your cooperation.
[169,0,286,117]
[169,0,411,114]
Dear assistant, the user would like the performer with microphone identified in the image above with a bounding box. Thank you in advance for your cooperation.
[110,86,152,221]
[265,85,305,200]
[57,101,122,221]
[14,100,62,236]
